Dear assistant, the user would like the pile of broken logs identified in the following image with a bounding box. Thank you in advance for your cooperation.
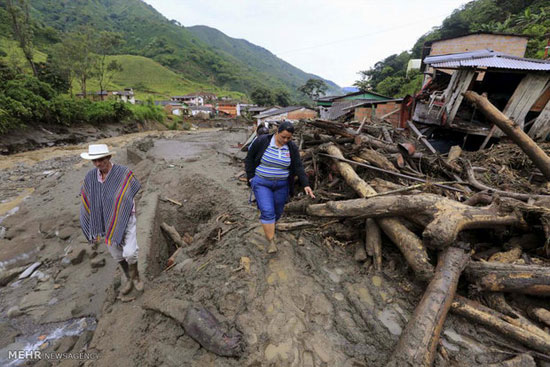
[283,91,550,366]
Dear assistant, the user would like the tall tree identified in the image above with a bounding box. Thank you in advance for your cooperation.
[6,0,37,76]
[51,29,97,97]
[94,31,124,100]
[274,89,292,107]
[251,87,274,106]
[298,78,328,100]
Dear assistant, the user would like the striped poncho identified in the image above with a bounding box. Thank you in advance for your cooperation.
[80,164,141,246]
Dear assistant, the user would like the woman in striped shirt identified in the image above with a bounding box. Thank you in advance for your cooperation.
[245,122,315,253]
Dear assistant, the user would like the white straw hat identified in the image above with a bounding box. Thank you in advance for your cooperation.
[80,144,115,160]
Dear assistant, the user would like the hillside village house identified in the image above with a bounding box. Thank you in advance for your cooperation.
[421,32,529,84]
[409,32,550,145]
[316,90,397,122]
[255,106,317,126]
[112,88,136,104]
[189,106,213,117]
[171,94,204,106]
[217,101,239,117]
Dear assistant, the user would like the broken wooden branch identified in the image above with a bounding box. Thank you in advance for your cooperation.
[463,91,550,181]
[465,261,550,296]
[366,218,382,271]
[451,295,550,354]
[160,197,183,206]
[386,247,469,367]
[465,163,550,201]
[275,220,314,231]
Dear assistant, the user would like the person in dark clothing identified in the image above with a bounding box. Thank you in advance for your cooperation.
[249,125,270,150]
[245,122,315,253]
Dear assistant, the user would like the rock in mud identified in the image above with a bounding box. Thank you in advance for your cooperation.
[7,306,23,318]
[0,265,27,286]
[182,305,245,357]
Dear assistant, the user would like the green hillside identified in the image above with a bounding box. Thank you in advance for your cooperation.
[0,0,339,98]
[187,25,341,96]
[91,55,245,100]
[356,0,550,98]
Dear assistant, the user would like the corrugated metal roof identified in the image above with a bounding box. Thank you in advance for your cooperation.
[255,106,304,119]
[424,49,550,71]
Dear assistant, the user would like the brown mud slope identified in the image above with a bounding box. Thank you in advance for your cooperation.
[0,128,520,367]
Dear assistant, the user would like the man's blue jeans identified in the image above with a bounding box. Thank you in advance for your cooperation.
[251,176,289,224]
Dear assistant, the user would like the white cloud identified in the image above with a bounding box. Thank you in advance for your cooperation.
[144,0,469,87]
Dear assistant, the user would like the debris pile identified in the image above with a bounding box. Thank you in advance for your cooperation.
[278,108,550,365]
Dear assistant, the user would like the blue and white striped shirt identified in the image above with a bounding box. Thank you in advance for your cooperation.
[255,136,291,180]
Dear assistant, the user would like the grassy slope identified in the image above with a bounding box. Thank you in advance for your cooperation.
[92,55,245,100]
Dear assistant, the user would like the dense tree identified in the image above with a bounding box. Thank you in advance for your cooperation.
[298,79,328,100]
[35,55,70,94]
[6,0,37,76]
[274,89,292,107]
[251,87,274,106]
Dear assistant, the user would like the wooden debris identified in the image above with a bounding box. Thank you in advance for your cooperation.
[321,143,433,279]
[160,196,183,206]
[386,247,469,367]
[451,295,550,354]
[464,91,550,181]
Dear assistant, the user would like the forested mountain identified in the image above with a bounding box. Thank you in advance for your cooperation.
[356,0,550,98]
[0,0,338,98]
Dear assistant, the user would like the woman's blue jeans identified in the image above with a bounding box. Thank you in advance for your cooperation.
[251,176,289,224]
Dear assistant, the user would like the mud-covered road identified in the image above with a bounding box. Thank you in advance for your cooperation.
[0,126,511,366]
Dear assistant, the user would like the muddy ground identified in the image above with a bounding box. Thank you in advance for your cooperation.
[0,123,538,366]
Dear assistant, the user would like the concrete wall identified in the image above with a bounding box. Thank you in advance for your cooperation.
[430,34,528,57]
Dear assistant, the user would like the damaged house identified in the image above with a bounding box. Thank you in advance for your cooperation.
[412,50,550,146]
[317,91,401,123]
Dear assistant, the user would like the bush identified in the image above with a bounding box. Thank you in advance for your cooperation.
[85,100,133,125]
[128,102,165,124]
[181,120,192,130]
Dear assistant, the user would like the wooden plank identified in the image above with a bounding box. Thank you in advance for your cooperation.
[504,74,550,129]
[448,70,476,124]
[529,98,550,140]
[441,70,464,119]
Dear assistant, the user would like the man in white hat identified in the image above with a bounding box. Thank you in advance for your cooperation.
[79,143,143,295]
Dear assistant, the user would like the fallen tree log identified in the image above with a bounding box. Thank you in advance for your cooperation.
[353,148,398,172]
[307,193,526,248]
[463,91,550,181]
[465,261,550,296]
[386,247,469,367]
[321,143,433,279]
[451,295,550,354]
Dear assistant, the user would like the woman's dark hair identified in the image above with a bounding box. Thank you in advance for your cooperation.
[257,126,269,136]
[277,121,295,134]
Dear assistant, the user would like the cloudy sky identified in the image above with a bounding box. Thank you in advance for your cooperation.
[143,0,469,87]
